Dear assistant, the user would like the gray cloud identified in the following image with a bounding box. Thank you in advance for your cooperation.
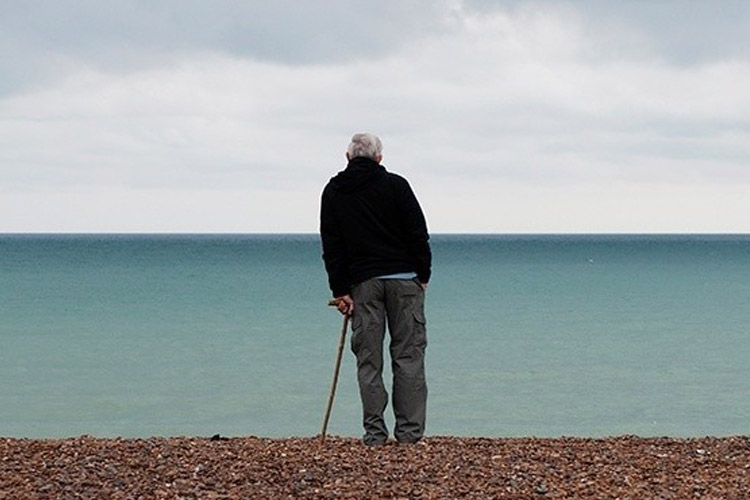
[2,0,750,232]
[4,0,749,96]
[463,0,750,64]
[0,1,451,95]
[579,0,750,64]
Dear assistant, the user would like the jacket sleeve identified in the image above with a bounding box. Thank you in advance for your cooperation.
[396,178,432,284]
[320,186,351,297]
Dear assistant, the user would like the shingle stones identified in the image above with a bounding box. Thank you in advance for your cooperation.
[1,435,749,499]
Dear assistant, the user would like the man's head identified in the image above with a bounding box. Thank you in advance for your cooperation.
[346,133,383,163]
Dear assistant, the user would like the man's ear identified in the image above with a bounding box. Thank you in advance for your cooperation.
[345,152,350,161]
[375,154,383,164]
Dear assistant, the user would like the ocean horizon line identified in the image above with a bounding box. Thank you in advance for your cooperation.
[2,231,749,236]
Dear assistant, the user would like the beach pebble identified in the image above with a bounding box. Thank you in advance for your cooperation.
[1,435,750,498]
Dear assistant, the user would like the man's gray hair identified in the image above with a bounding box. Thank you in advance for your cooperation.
[347,133,383,160]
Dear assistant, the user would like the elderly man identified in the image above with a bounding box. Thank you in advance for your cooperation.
[320,132,432,446]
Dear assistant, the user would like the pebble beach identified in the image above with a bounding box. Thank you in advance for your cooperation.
[2,435,750,499]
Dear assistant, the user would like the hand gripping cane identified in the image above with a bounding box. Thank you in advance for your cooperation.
[320,299,350,443]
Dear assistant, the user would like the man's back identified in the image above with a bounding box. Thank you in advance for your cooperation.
[321,155,431,295]
[320,133,431,446]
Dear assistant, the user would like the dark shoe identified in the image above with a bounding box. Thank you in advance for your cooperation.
[363,433,388,446]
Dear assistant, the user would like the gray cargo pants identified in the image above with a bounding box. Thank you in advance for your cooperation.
[350,278,427,445]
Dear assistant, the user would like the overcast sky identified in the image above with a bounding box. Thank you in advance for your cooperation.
[2,0,749,232]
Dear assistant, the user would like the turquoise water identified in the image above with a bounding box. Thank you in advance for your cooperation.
[1,234,749,438]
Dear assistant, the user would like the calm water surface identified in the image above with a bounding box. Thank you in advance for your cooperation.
[1,234,749,438]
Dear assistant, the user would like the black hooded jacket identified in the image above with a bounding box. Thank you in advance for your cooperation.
[320,156,432,297]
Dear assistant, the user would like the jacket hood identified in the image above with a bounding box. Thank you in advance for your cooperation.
[330,156,386,193]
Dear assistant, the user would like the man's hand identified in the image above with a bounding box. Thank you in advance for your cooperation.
[333,294,354,316]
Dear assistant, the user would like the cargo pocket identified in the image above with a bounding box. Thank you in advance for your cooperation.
[413,308,426,326]
[413,308,427,350]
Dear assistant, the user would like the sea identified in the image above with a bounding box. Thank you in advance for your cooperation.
[1,234,749,439]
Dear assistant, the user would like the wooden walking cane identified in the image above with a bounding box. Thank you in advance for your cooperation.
[320,299,350,443]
